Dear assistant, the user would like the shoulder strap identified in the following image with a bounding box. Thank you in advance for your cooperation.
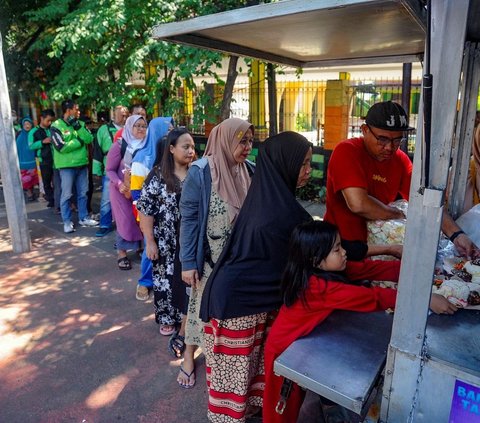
[107,122,117,141]
[120,138,128,159]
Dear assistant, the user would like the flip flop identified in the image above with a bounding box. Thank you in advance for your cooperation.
[168,331,186,358]
[177,365,196,389]
[117,257,131,270]
[159,325,176,336]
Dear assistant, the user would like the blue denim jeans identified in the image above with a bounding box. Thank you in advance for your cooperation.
[59,166,88,223]
[138,247,153,288]
[99,175,112,229]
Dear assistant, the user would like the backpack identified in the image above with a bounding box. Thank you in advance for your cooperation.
[50,126,66,151]
[92,122,117,170]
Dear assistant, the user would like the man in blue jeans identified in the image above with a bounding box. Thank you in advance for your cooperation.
[92,105,128,237]
[51,99,98,233]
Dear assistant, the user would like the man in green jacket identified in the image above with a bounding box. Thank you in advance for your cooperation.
[92,105,128,237]
[51,99,98,233]
[28,109,56,208]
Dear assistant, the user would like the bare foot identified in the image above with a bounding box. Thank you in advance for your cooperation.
[177,358,195,389]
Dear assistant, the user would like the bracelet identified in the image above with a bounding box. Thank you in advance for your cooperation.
[449,230,465,243]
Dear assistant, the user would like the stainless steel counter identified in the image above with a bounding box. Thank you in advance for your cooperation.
[274,310,393,416]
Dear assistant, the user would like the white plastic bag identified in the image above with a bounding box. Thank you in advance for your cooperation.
[367,199,407,259]
[455,203,480,247]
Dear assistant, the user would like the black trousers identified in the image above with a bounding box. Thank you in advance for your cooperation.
[40,164,54,206]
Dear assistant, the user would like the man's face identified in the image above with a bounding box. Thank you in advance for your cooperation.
[114,107,128,126]
[67,104,80,119]
[41,116,54,128]
[133,107,147,119]
[361,124,405,162]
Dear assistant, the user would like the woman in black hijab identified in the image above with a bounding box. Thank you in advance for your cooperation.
[200,131,313,423]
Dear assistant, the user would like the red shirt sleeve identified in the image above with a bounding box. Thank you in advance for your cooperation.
[329,139,369,194]
[309,277,397,312]
[398,151,412,201]
[346,259,401,283]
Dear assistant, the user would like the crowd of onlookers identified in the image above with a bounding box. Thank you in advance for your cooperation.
[13,101,480,423]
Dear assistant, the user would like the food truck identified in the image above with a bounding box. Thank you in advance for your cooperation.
[153,1,480,421]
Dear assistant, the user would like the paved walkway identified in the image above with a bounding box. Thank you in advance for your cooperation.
[0,191,325,423]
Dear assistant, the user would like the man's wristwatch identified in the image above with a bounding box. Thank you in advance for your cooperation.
[449,230,465,243]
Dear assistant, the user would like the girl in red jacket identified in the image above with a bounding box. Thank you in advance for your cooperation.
[263,220,400,423]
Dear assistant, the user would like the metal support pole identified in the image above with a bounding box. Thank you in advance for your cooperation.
[447,42,480,219]
[382,0,469,421]
[0,32,31,252]
[267,63,278,137]
[400,63,412,154]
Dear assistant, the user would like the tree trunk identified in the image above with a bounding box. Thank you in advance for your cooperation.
[220,55,239,121]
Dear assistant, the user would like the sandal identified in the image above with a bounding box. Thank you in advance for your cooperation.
[168,330,186,358]
[117,257,132,271]
[159,325,176,336]
[177,365,196,389]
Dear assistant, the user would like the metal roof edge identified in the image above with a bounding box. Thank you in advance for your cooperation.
[152,0,381,39]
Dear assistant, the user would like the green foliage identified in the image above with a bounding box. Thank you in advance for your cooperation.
[3,0,271,118]
[296,180,323,202]
[296,112,310,131]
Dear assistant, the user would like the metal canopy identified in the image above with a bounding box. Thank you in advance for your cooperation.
[152,0,426,68]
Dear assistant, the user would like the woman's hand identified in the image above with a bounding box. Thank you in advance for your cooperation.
[145,241,159,261]
[429,293,458,315]
[182,270,200,289]
[118,182,128,194]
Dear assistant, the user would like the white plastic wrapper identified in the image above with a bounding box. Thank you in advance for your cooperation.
[455,203,480,247]
[367,199,408,260]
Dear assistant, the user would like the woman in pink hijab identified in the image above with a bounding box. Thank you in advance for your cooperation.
[177,118,255,388]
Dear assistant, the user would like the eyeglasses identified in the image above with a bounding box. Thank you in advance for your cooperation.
[133,124,148,130]
[367,125,406,147]
[239,137,253,148]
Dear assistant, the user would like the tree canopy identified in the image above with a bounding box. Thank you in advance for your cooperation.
[1,0,269,119]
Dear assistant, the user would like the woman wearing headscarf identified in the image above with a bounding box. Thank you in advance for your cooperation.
[200,132,313,423]
[106,115,147,270]
[16,117,38,201]
[179,118,255,389]
[131,117,174,300]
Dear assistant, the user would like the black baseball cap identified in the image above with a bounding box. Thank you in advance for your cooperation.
[365,101,415,131]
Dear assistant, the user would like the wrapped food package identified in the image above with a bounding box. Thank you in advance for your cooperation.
[463,259,480,281]
[367,199,408,260]
[434,279,470,307]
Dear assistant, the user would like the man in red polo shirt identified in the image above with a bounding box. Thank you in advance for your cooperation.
[325,101,412,242]
[325,101,478,258]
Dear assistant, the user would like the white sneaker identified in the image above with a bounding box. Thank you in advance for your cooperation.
[64,222,75,233]
[79,217,99,227]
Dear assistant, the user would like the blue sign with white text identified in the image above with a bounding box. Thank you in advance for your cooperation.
[449,379,480,422]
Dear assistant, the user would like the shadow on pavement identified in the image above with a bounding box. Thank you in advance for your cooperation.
[0,199,208,423]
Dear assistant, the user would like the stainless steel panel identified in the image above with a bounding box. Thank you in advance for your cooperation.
[153,0,425,67]
[274,310,393,415]
[427,309,480,376]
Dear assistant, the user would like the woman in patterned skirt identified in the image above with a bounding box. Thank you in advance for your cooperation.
[136,128,195,336]
[200,132,313,423]
[179,118,255,389]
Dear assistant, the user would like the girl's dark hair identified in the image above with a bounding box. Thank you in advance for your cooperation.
[281,220,340,307]
[153,135,168,169]
[160,127,190,193]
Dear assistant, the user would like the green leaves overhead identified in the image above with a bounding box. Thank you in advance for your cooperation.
[3,0,274,117]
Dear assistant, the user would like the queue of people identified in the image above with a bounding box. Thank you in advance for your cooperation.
[15,100,480,423]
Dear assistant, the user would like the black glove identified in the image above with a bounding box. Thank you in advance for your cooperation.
[66,116,81,130]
